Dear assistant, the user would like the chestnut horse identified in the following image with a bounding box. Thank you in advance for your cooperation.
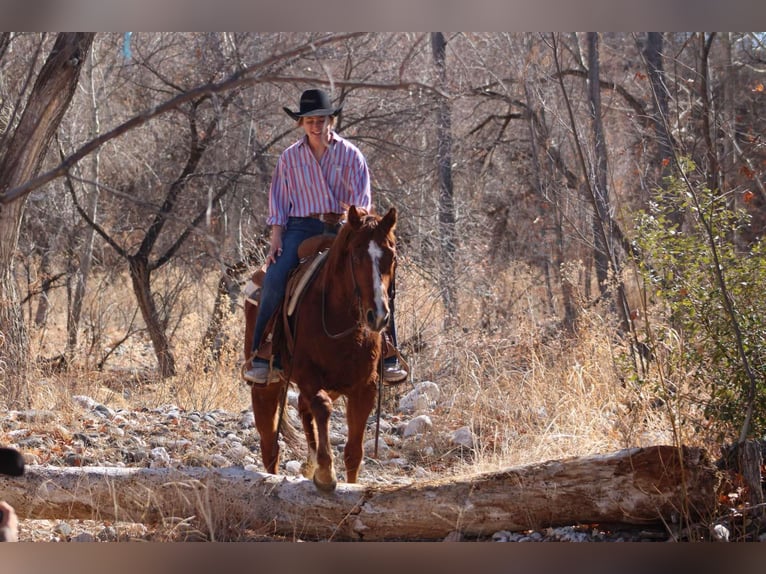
[245,206,398,492]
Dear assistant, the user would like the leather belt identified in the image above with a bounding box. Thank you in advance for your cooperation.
[308,212,343,226]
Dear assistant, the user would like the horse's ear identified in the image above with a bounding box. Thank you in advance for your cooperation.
[348,205,363,229]
[379,207,397,236]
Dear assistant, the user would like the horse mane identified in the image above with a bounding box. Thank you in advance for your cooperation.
[324,207,377,273]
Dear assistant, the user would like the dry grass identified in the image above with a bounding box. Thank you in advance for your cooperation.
[10,260,714,469]
[1,258,725,541]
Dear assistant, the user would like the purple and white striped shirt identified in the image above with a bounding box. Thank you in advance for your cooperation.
[266,132,372,227]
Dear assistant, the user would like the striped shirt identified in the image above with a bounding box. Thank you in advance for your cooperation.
[267,132,372,227]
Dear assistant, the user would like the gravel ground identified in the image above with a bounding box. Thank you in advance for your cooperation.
[1,383,756,542]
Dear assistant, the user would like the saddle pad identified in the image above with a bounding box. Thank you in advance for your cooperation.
[286,249,329,316]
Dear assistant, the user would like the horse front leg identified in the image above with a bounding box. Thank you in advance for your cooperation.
[344,385,377,483]
[308,390,337,492]
[251,383,285,474]
[297,392,318,480]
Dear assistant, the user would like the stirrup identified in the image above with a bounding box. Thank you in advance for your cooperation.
[382,348,410,386]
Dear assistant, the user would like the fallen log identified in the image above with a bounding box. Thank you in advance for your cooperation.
[0,445,719,541]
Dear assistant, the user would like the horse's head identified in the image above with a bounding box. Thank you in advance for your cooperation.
[345,205,397,332]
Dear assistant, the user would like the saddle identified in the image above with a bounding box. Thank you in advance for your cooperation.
[244,234,332,360]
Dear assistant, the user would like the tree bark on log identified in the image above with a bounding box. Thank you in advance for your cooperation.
[0,445,718,541]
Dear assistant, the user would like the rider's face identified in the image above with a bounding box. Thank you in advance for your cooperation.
[301,115,331,144]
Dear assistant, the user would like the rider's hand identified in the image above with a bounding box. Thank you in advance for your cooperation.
[266,225,284,266]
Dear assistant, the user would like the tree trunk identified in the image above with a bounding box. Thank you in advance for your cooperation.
[699,33,720,194]
[587,32,611,297]
[431,32,457,329]
[0,33,94,402]
[523,79,577,330]
[0,445,718,541]
[586,33,633,335]
[33,249,52,328]
[67,47,102,360]
[199,267,243,366]
[128,256,175,378]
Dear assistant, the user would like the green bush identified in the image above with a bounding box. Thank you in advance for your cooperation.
[634,159,766,441]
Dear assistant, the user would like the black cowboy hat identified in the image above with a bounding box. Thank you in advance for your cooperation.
[283,89,343,121]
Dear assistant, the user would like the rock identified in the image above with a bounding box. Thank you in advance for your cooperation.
[97,526,119,541]
[450,426,475,449]
[239,411,255,429]
[712,524,730,542]
[364,437,390,456]
[72,395,100,410]
[285,460,303,475]
[403,415,432,437]
[54,522,73,537]
[72,532,96,542]
[149,447,171,468]
[94,404,115,418]
[398,381,440,414]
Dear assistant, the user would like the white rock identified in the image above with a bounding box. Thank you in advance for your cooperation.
[450,426,475,449]
[398,381,440,414]
[412,466,432,478]
[239,411,255,429]
[712,524,730,542]
[364,437,390,456]
[149,446,171,468]
[403,414,433,437]
[209,454,230,467]
[285,460,303,475]
[225,445,250,461]
[72,395,99,410]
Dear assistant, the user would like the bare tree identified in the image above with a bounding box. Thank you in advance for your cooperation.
[431,32,457,328]
[586,32,612,299]
[0,33,94,402]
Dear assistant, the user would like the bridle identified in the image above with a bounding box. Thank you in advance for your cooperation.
[321,242,365,339]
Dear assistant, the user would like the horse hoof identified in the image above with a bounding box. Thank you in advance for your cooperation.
[313,468,337,492]
[313,476,337,492]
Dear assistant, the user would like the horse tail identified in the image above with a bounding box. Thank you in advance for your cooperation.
[278,410,303,451]
[276,382,305,453]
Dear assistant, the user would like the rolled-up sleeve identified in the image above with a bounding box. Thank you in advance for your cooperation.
[352,154,372,211]
[266,157,289,226]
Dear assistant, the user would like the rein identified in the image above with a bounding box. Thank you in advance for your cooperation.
[321,250,363,339]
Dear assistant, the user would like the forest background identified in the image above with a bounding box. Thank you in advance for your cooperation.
[1,32,765,475]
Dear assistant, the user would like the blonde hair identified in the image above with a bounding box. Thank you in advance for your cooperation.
[298,115,336,127]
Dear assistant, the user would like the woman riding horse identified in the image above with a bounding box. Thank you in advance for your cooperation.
[243,88,406,386]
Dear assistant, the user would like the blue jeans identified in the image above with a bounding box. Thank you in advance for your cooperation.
[250,217,328,359]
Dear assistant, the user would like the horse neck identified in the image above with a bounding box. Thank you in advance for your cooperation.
[320,240,358,313]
